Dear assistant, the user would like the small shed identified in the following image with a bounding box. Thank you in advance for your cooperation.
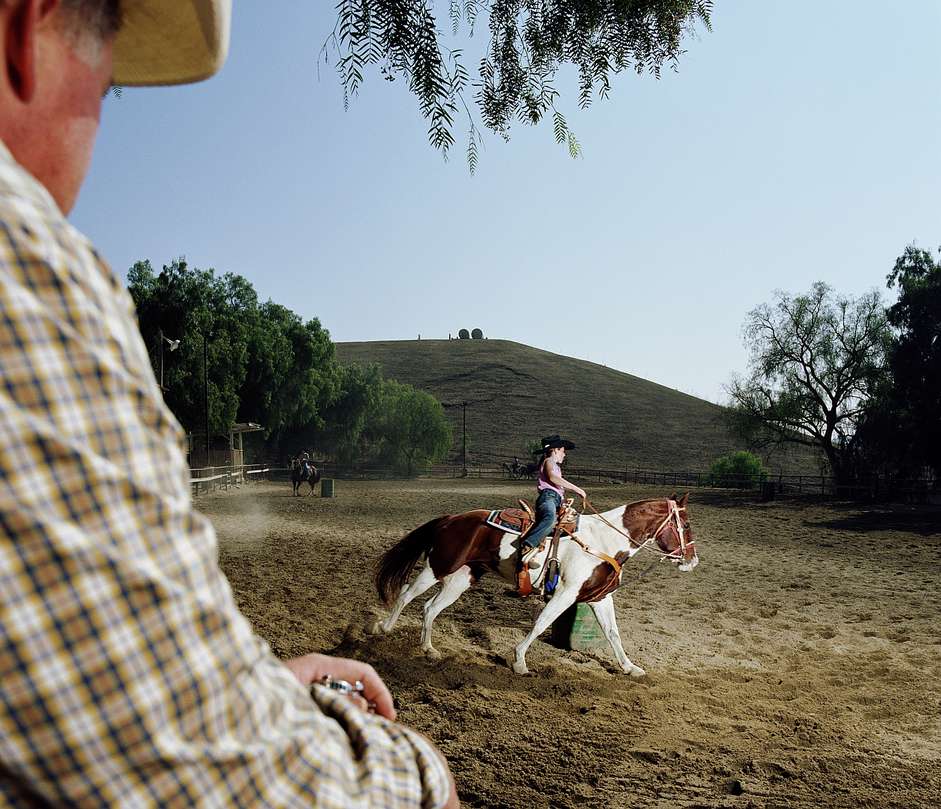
[229,422,264,467]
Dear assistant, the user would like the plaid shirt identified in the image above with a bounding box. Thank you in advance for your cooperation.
[0,141,450,808]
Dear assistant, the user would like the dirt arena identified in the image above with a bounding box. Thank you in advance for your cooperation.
[204,479,941,808]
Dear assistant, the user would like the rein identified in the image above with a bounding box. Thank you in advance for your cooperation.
[582,497,694,562]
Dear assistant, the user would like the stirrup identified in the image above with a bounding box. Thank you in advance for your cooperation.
[522,544,542,569]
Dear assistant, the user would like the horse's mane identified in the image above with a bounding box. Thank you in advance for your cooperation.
[623,497,665,509]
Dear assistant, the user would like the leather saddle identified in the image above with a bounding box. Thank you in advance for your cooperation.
[486,499,579,538]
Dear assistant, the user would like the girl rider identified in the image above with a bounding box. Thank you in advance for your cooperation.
[521,435,586,555]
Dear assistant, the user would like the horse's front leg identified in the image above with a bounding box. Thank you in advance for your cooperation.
[420,566,473,660]
[588,594,646,677]
[511,586,579,675]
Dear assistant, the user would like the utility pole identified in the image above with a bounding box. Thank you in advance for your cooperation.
[203,331,210,463]
[158,328,180,392]
[159,328,166,391]
[461,400,467,477]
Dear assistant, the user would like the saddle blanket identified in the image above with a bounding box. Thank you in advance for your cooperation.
[486,508,531,535]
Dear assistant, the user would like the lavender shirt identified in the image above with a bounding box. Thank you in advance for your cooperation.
[537,459,564,497]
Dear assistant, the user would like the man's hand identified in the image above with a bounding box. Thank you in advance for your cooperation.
[285,654,460,806]
[283,653,396,720]
[284,653,460,806]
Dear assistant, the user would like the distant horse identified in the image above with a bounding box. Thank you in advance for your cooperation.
[291,458,321,496]
[501,460,539,479]
[367,494,699,675]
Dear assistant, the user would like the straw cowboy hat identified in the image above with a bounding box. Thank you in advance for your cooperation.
[112,0,232,86]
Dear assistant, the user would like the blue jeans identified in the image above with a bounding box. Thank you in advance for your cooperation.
[523,489,561,550]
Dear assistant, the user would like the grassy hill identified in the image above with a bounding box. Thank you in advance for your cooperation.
[335,338,816,474]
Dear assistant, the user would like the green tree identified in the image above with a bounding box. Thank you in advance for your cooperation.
[886,245,941,478]
[857,244,941,480]
[325,1,712,168]
[128,259,337,451]
[368,380,453,475]
[726,282,891,485]
[707,451,767,490]
[129,258,253,437]
[314,362,384,464]
[243,303,337,450]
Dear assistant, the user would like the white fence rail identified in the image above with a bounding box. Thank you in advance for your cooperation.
[189,465,270,495]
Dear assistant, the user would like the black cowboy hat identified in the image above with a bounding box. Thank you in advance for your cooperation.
[539,434,576,452]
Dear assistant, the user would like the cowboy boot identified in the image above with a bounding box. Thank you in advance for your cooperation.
[521,542,543,569]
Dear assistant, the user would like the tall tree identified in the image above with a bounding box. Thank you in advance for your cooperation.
[726,282,891,484]
[368,380,453,475]
[128,259,454,468]
[325,1,713,168]
[240,302,337,449]
[858,245,941,479]
[128,260,337,447]
[308,362,384,463]
[129,258,254,436]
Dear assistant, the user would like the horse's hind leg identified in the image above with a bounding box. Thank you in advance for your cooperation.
[511,585,579,675]
[588,594,645,677]
[420,566,473,660]
[369,563,439,636]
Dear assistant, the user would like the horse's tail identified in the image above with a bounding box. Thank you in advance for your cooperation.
[375,516,447,605]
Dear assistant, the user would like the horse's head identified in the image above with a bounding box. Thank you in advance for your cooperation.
[623,493,699,572]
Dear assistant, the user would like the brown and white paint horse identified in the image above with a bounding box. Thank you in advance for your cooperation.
[367,494,699,676]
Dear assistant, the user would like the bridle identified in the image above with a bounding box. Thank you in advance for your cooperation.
[650,499,694,561]
[583,497,695,563]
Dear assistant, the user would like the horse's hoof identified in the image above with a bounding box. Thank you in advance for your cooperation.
[365,618,384,636]
[423,647,442,661]
[511,659,529,675]
[628,665,646,678]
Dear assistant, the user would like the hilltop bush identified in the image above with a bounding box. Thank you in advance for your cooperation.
[708,451,768,490]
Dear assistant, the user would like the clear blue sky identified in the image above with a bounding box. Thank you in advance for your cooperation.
[71,1,940,404]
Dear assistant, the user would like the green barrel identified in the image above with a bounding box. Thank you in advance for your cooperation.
[550,603,607,653]
[320,478,335,498]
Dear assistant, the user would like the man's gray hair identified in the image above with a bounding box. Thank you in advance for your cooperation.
[57,0,123,43]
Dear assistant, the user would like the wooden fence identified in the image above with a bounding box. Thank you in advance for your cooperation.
[189,463,271,495]
[200,461,933,504]
[308,462,933,503]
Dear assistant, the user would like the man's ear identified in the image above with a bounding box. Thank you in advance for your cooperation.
[4,0,59,103]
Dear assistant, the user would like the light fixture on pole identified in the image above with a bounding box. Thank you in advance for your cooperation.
[158,328,180,391]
